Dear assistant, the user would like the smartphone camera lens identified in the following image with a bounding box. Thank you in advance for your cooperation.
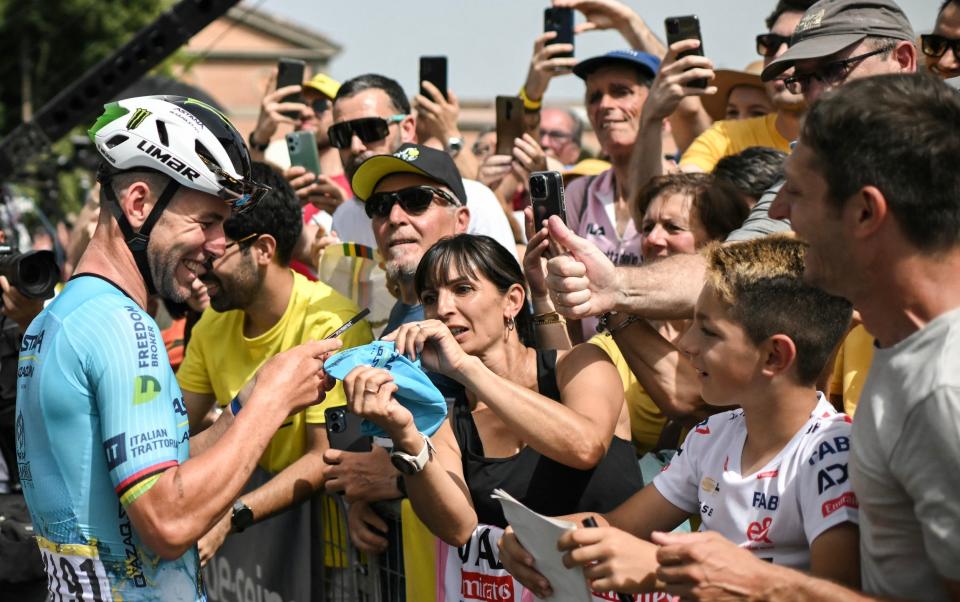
[530,175,546,198]
[330,410,345,433]
[667,20,679,34]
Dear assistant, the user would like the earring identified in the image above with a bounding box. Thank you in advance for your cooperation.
[506,316,515,331]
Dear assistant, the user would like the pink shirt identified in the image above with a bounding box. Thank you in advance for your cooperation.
[565,169,642,267]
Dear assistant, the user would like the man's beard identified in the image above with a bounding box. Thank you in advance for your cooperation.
[203,269,261,313]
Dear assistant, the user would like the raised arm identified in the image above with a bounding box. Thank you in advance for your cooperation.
[554,0,666,57]
[125,339,341,559]
[389,320,622,470]
[343,365,476,546]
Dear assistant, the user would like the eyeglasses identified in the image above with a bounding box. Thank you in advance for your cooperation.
[224,232,260,251]
[921,34,960,59]
[782,46,893,94]
[328,115,406,149]
[539,129,573,142]
[364,186,457,219]
[756,33,791,58]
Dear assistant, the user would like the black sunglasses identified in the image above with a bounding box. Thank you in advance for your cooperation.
[365,186,457,219]
[310,97,330,114]
[921,34,960,59]
[783,46,892,94]
[756,33,791,58]
[328,115,406,149]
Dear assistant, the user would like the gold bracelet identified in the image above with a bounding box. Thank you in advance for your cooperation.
[519,86,542,111]
[532,311,564,326]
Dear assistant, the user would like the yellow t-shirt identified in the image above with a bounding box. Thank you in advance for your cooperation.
[828,324,875,417]
[680,112,792,173]
[588,334,667,456]
[177,271,373,473]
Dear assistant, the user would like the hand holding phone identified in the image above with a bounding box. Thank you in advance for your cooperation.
[325,407,373,452]
[665,15,707,89]
[286,131,322,176]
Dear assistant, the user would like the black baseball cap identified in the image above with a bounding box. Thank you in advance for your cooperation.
[351,143,467,203]
[761,0,916,82]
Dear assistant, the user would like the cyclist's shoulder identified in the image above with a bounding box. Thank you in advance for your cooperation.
[52,275,158,350]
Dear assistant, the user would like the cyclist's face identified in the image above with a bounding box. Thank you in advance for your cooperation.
[147,189,228,303]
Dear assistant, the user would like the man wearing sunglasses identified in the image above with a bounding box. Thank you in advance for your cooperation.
[676,0,813,176]
[327,73,517,261]
[924,0,960,80]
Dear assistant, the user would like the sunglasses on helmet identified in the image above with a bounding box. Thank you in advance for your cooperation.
[198,155,271,214]
[756,33,791,58]
[364,185,457,219]
[328,115,406,149]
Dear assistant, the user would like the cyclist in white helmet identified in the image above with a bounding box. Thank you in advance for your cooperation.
[15,96,343,600]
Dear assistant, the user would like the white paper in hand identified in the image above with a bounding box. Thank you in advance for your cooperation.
[491,488,592,602]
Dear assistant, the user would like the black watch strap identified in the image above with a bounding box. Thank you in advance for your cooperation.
[247,130,269,152]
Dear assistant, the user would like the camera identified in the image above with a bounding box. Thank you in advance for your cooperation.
[0,245,58,299]
[326,408,347,434]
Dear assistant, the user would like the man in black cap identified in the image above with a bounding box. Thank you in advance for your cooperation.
[350,143,469,335]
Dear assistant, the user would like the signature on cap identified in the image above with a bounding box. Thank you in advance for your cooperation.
[395,147,420,162]
[797,9,825,33]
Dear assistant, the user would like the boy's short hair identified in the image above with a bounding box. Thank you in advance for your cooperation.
[703,235,852,385]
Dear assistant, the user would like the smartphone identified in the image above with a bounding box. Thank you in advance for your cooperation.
[324,407,373,453]
[495,96,525,156]
[419,56,448,100]
[529,171,567,224]
[665,15,707,89]
[286,131,322,175]
[276,58,306,119]
[544,7,575,58]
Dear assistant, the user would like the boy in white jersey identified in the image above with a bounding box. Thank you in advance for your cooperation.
[500,236,859,598]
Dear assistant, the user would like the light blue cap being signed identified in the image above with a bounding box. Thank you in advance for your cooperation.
[324,340,448,437]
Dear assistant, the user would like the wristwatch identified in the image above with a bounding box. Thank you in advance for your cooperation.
[231,499,254,533]
[247,130,269,152]
[390,433,436,475]
[445,136,464,158]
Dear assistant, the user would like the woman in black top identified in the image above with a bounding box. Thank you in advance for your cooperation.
[343,234,641,545]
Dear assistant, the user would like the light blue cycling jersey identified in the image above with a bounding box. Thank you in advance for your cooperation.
[16,275,204,601]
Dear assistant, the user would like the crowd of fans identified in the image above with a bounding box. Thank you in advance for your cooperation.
[3,0,960,600]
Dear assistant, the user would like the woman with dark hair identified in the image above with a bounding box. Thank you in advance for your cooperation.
[341,234,642,550]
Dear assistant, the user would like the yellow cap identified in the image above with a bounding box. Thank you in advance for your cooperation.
[561,158,611,184]
[302,73,341,100]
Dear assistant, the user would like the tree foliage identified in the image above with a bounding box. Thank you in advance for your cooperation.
[0,0,170,137]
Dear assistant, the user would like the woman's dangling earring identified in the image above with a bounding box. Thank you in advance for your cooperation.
[506,316,516,331]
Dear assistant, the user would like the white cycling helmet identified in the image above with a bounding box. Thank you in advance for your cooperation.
[89,95,267,212]
[88,95,269,295]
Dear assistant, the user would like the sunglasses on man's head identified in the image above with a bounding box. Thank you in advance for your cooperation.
[328,115,406,149]
[364,186,457,219]
[756,33,791,58]
[921,34,960,59]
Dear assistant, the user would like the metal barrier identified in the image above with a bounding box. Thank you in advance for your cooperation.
[315,496,407,602]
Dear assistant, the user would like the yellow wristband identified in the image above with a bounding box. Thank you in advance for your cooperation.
[519,86,542,111]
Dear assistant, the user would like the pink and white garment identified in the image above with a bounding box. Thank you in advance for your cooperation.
[653,394,859,569]
[436,524,677,602]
